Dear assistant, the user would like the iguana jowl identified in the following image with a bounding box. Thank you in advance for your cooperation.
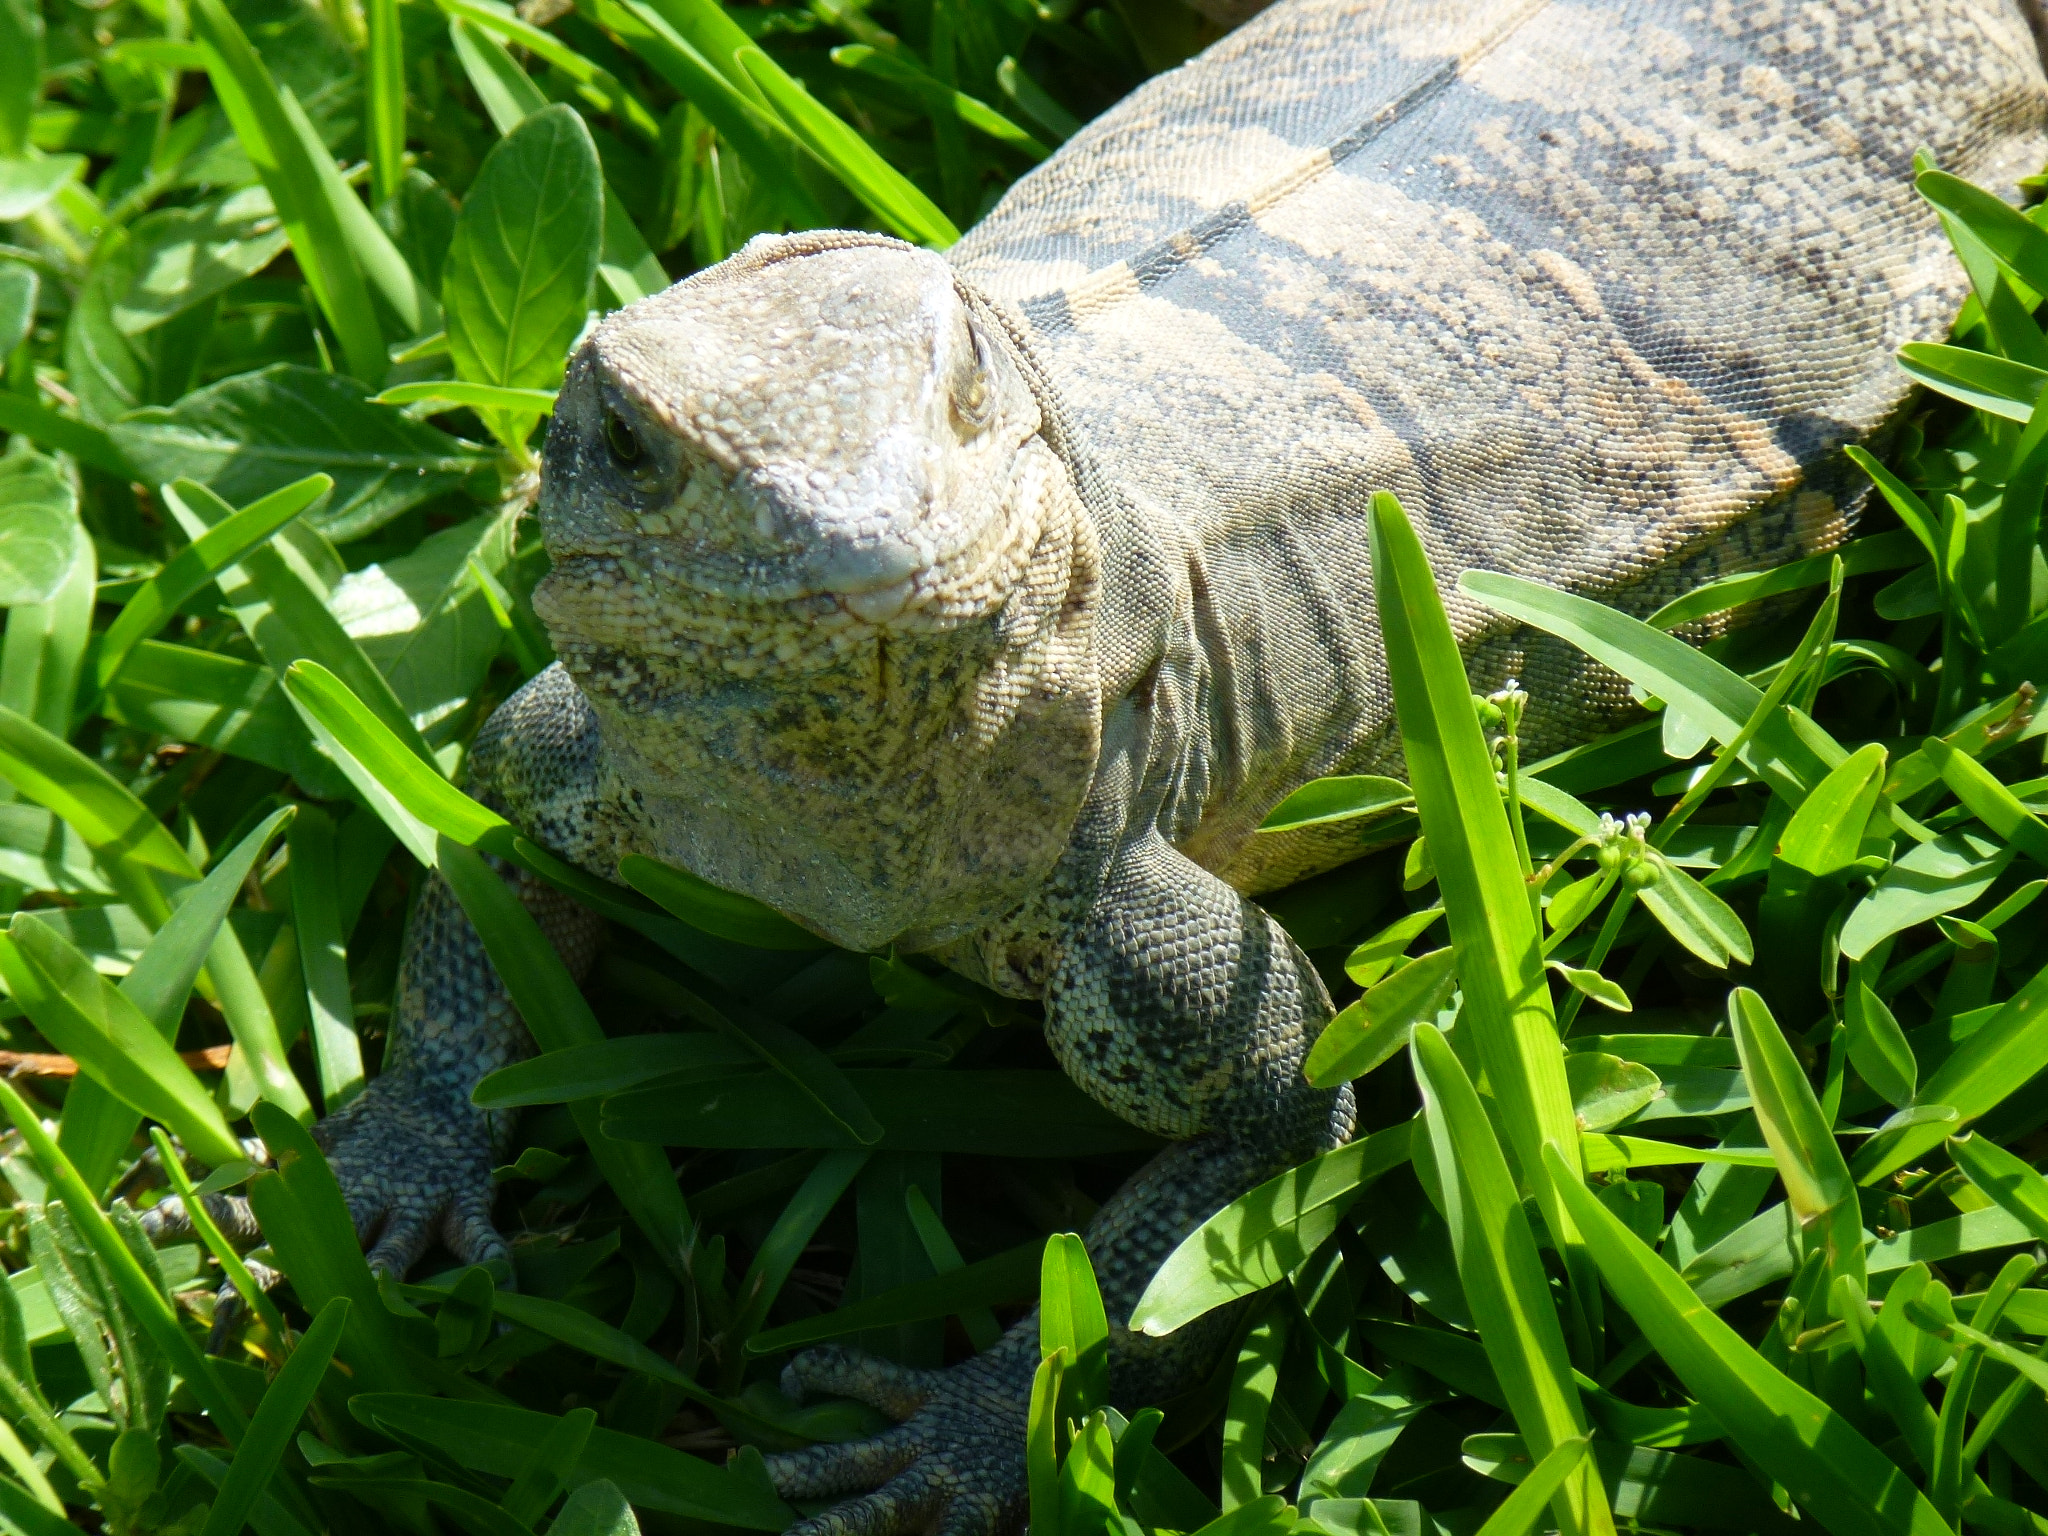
[165,1,2048,1531]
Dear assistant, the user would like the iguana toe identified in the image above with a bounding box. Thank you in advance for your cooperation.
[766,1343,1031,1536]
[312,1072,508,1281]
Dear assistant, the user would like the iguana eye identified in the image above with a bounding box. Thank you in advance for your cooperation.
[603,405,644,467]
[949,327,997,436]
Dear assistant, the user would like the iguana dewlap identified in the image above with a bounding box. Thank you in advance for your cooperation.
[241,3,2048,1533]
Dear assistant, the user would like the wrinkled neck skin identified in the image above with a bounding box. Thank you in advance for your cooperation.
[533,236,1106,954]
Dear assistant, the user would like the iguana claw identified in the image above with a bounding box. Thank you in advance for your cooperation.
[766,1343,1034,1536]
[313,1072,511,1278]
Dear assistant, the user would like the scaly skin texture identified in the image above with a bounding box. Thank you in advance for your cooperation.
[155,2,2048,1532]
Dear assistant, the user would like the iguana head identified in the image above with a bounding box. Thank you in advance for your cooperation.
[535,233,1101,954]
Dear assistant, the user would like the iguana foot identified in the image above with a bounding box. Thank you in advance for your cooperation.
[765,1342,1033,1536]
[312,1072,510,1278]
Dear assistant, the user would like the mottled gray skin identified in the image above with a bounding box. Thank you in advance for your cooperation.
[152,1,2048,1532]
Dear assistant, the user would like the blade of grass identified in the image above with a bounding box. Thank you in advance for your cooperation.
[1371,492,1593,1354]
[365,0,404,204]
[736,48,957,246]
[1460,570,1841,802]
[1473,1436,1592,1536]
[241,1100,430,1397]
[190,0,386,381]
[287,806,362,1112]
[1133,1121,1412,1335]
[1413,1025,1611,1536]
[198,1296,347,1536]
[727,1148,867,1349]
[0,1079,247,1441]
[436,837,695,1278]
[165,481,434,770]
[148,1128,289,1347]
[1946,1133,2048,1243]
[93,474,329,698]
[1855,956,2048,1182]
[1040,1232,1108,1420]
[59,806,299,1187]
[0,919,245,1168]
[1542,1143,1953,1536]
[1728,988,1864,1294]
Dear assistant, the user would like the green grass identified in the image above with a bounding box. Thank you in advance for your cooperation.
[0,0,2039,1533]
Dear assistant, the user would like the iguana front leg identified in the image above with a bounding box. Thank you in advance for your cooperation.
[767,829,1353,1536]
[146,667,610,1282]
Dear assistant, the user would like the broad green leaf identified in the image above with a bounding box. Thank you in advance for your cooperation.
[1897,342,2044,422]
[93,472,329,695]
[1637,858,1753,969]
[730,1148,867,1344]
[349,1393,792,1527]
[0,392,134,480]
[1729,989,1863,1293]
[1411,1026,1609,1536]
[0,484,90,740]
[1777,743,1886,878]
[1917,170,2048,297]
[61,804,302,1186]
[831,45,1048,160]
[1133,1122,1411,1335]
[1344,906,1442,987]
[552,1481,641,1536]
[274,87,439,340]
[603,0,824,227]
[1579,1136,1775,1174]
[1306,946,1456,1087]
[1371,495,1589,1342]
[111,365,480,544]
[1845,963,1916,1109]
[0,157,82,222]
[0,454,82,608]
[438,837,695,1278]
[473,1033,754,1108]
[1947,1134,2048,1244]
[444,104,602,447]
[190,0,385,381]
[1565,1053,1660,1131]
[1259,775,1412,833]
[0,0,41,157]
[1028,1348,1064,1536]
[1550,965,1631,1015]
[1841,832,2011,962]
[198,1297,347,1536]
[1041,1232,1108,1419]
[0,1081,246,1443]
[1648,529,1922,630]
[1544,1144,1951,1536]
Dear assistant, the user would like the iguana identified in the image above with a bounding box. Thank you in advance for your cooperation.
[152,1,2048,1532]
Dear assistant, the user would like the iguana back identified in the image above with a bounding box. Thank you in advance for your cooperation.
[950,0,2048,889]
